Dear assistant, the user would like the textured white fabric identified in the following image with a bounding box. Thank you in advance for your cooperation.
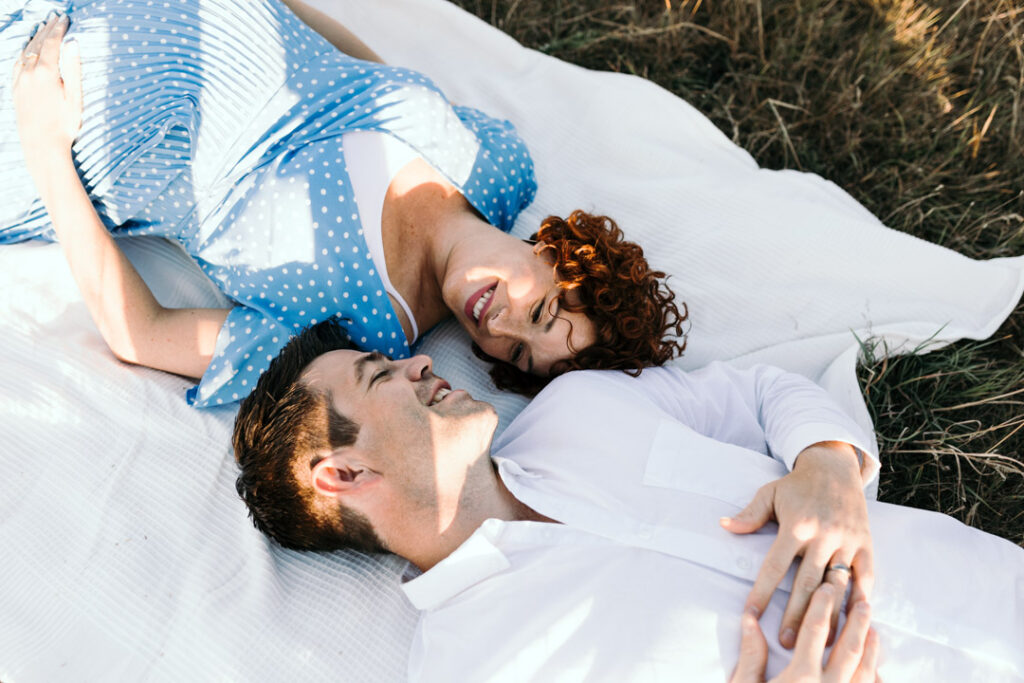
[405,368,1024,682]
[0,0,1022,680]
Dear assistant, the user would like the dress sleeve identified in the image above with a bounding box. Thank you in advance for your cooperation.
[453,105,537,233]
[186,305,293,407]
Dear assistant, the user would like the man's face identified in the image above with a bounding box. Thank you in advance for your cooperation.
[301,350,498,540]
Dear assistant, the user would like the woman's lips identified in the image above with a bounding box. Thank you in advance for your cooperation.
[464,282,497,328]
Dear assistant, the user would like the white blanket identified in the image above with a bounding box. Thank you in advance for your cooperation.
[1,0,1021,680]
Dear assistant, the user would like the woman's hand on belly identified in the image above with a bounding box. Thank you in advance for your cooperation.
[14,13,230,381]
[12,13,82,179]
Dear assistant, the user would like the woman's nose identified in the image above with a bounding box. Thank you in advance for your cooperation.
[485,307,518,338]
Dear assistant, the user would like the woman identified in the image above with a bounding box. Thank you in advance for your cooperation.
[3,0,684,407]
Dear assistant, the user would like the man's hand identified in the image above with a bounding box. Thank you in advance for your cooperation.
[730,584,879,683]
[720,441,873,648]
[12,13,83,176]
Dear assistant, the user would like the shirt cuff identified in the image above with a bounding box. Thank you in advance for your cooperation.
[775,422,880,487]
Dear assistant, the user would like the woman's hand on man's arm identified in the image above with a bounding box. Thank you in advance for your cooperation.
[13,13,229,381]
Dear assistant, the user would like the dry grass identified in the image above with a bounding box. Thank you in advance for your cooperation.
[451,0,1024,545]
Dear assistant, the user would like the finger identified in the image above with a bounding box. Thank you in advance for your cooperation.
[848,546,875,609]
[823,557,853,644]
[824,599,871,682]
[721,484,776,535]
[14,17,52,80]
[790,584,836,666]
[23,14,57,59]
[850,627,880,683]
[779,545,833,649]
[743,534,801,620]
[39,14,69,67]
[729,610,768,683]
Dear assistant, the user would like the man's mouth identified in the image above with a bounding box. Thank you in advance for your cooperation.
[427,382,452,406]
[464,283,497,327]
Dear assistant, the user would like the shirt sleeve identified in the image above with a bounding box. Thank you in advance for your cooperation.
[632,363,880,485]
[453,105,538,233]
[186,305,293,407]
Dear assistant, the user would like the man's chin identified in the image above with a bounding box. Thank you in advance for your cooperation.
[439,401,499,443]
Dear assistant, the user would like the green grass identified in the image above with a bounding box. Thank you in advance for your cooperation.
[450,0,1024,545]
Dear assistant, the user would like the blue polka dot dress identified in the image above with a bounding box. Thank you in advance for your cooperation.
[0,0,537,407]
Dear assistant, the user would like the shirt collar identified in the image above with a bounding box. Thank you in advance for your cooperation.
[492,456,540,481]
[401,518,511,610]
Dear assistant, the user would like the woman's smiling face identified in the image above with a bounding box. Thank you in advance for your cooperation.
[442,235,595,376]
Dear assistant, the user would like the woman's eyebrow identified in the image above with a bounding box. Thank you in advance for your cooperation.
[523,305,557,374]
[545,297,561,333]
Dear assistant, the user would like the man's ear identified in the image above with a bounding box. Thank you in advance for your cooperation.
[310,451,380,497]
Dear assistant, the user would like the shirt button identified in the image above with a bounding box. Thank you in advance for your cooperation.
[736,556,753,571]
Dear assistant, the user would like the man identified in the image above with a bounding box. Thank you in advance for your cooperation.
[234,322,1024,681]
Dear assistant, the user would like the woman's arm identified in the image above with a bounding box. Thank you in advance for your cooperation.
[280,0,384,63]
[14,15,229,380]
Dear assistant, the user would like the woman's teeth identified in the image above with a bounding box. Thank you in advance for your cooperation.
[429,387,451,406]
[472,287,494,322]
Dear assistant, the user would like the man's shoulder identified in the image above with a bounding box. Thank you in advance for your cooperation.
[539,364,685,395]
[500,368,660,443]
[534,361,784,409]
[539,367,626,393]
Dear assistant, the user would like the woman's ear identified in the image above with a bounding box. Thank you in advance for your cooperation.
[310,451,379,497]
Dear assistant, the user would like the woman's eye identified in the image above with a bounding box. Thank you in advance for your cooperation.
[531,300,544,324]
[511,343,524,363]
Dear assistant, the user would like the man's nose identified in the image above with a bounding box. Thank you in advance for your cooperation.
[399,354,433,380]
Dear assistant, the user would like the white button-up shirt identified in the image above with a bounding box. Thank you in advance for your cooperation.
[403,364,1024,682]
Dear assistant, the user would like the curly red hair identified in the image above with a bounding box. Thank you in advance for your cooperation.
[478,210,688,395]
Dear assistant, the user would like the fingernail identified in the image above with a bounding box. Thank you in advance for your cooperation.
[719,516,731,525]
[781,628,796,648]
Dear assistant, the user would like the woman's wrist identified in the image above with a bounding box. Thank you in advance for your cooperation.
[25,146,77,196]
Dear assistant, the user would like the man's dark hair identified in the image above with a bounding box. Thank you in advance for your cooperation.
[233,320,386,553]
